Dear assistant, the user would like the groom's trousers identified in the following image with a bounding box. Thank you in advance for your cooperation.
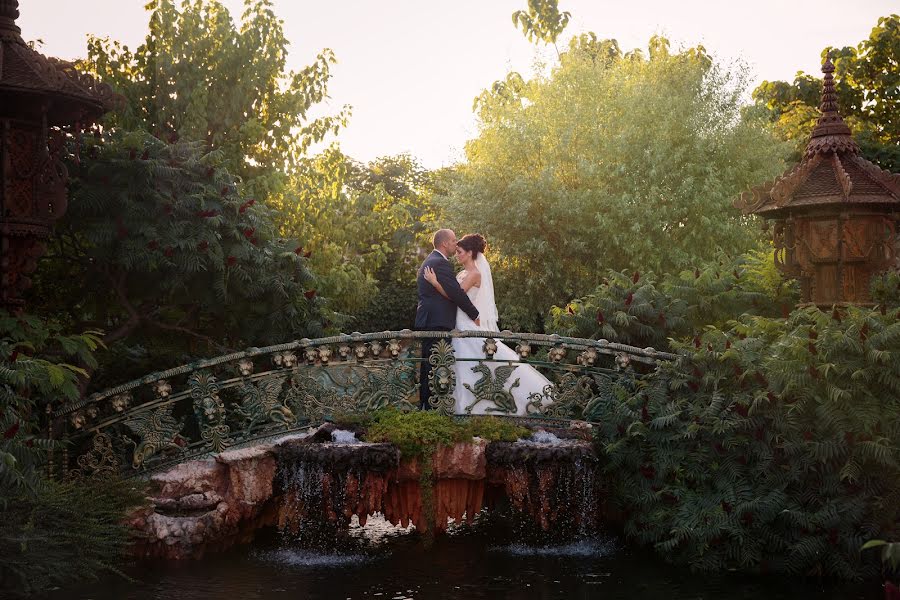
[418,327,451,410]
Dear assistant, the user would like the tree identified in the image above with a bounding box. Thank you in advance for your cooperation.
[444,35,789,330]
[29,130,324,387]
[512,0,571,57]
[82,0,349,199]
[344,155,443,332]
[752,14,899,171]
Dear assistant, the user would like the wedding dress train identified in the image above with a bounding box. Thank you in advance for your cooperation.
[451,255,551,415]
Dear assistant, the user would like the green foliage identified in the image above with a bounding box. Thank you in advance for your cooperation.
[446,35,788,330]
[871,271,900,308]
[32,130,324,386]
[512,0,571,47]
[464,416,530,443]
[363,409,528,459]
[0,314,143,597]
[364,409,471,459]
[0,312,102,499]
[82,0,348,199]
[589,304,900,577]
[861,539,900,572]
[752,14,899,170]
[274,151,438,317]
[547,253,798,350]
[0,477,148,597]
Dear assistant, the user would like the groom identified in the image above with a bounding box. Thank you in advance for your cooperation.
[415,229,480,409]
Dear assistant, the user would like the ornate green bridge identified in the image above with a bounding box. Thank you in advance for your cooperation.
[52,330,677,479]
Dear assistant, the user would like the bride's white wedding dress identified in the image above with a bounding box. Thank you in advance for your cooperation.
[451,254,551,415]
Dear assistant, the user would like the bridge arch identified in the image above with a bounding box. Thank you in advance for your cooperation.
[53,330,677,478]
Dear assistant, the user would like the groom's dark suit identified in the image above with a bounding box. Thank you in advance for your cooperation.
[415,250,479,409]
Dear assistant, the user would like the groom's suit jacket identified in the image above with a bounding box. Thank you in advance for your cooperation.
[415,250,479,330]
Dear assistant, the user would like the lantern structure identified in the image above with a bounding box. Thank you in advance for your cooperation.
[736,58,900,307]
[0,0,116,310]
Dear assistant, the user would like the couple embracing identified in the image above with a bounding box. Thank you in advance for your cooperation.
[414,229,550,415]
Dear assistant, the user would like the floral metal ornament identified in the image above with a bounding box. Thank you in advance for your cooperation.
[427,339,457,416]
[283,371,349,422]
[72,433,118,480]
[236,374,294,431]
[464,363,521,414]
[189,371,230,452]
[526,373,597,418]
[123,405,185,469]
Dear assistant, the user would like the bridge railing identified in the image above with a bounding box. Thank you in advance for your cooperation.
[53,330,677,478]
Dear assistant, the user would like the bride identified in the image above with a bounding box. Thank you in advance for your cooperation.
[423,233,551,415]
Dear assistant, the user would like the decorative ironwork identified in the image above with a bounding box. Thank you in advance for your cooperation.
[123,405,185,469]
[283,370,348,422]
[427,339,457,416]
[735,57,899,306]
[237,374,294,431]
[527,373,597,418]
[72,433,118,480]
[189,372,230,452]
[464,363,520,414]
[55,330,676,476]
[353,361,418,412]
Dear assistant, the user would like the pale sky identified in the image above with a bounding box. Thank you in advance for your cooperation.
[16,0,897,168]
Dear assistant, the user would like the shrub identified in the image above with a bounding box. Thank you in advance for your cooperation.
[588,304,900,577]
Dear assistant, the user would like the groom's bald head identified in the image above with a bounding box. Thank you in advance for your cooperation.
[433,229,457,255]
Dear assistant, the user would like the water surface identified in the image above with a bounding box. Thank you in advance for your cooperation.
[44,516,881,600]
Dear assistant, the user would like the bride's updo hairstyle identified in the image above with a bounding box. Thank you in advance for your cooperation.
[458,233,487,258]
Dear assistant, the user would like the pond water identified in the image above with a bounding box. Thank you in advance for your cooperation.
[45,516,881,600]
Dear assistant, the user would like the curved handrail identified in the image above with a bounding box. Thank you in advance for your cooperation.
[55,329,676,417]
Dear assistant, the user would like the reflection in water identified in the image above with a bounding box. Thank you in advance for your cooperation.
[42,514,879,600]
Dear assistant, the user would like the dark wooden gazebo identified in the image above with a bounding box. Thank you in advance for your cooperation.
[736,57,900,307]
[0,0,116,310]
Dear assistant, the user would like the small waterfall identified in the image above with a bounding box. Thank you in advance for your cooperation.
[485,432,600,540]
[525,430,563,445]
[330,429,360,444]
[276,439,399,535]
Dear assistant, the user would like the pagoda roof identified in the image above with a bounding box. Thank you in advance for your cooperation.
[736,57,900,217]
[0,0,118,124]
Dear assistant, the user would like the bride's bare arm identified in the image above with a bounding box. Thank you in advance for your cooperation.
[423,266,450,300]
[459,270,481,292]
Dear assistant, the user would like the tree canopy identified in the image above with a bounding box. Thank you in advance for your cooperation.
[82,0,348,199]
[443,34,788,329]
